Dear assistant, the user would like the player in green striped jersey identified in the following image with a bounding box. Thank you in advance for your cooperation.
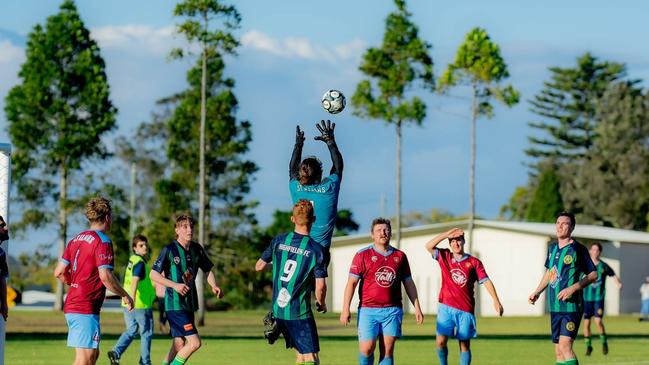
[529,212,597,365]
[582,242,622,356]
[256,200,327,365]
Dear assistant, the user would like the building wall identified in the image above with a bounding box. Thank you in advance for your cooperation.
[619,242,649,313]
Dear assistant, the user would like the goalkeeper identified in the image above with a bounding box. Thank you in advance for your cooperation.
[289,120,343,269]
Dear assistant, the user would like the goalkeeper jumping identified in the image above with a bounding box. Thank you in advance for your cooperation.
[289,120,343,269]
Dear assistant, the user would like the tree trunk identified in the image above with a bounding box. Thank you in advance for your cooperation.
[395,121,402,249]
[54,165,68,311]
[468,85,477,253]
[196,15,208,327]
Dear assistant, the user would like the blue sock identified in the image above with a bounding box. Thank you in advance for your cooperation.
[436,348,448,365]
[378,356,393,365]
[359,353,374,365]
[460,351,471,365]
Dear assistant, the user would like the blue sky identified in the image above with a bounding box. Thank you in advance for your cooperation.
[1,1,649,255]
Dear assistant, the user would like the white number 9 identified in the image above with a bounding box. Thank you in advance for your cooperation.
[280,260,298,282]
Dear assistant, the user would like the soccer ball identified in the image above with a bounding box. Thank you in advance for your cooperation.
[321,89,346,114]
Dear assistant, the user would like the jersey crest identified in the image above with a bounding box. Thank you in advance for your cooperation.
[549,266,560,288]
[374,266,397,288]
[451,268,468,287]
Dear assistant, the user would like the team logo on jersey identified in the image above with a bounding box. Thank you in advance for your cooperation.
[563,255,573,265]
[450,268,468,287]
[375,266,397,288]
[174,256,180,265]
[371,256,378,262]
[182,269,193,284]
[566,321,575,331]
[277,287,291,308]
[393,256,400,263]
[465,262,471,268]
[549,266,560,288]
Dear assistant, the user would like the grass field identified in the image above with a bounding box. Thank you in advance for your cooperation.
[7,310,649,364]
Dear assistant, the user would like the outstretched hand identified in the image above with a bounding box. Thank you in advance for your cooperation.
[295,125,305,146]
[314,120,336,145]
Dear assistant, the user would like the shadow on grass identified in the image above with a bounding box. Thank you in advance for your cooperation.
[8,333,649,342]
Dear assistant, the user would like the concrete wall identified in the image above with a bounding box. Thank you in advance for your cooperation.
[619,242,649,313]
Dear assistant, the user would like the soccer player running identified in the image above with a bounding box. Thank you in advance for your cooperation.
[529,212,597,365]
[255,200,327,365]
[340,218,424,365]
[425,227,503,365]
[289,120,343,268]
[53,197,134,365]
[108,235,156,365]
[582,242,622,356]
[150,215,224,365]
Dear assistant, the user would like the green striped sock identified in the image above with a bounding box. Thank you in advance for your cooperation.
[584,336,591,346]
[600,334,607,344]
[171,356,187,365]
[564,358,578,365]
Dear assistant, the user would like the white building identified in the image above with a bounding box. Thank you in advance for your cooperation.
[328,220,649,316]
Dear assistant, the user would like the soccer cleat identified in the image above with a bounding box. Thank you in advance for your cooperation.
[603,342,609,355]
[585,345,592,356]
[107,350,120,365]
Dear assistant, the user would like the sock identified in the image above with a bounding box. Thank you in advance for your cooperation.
[564,359,578,365]
[359,352,374,365]
[378,356,393,365]
[584,336,591,347]
[295,362,304,365]
[556,362,565,365]
[171,356,187,365]
[163,362,170,365]
[459,351,471,365]
[436,347,448,365]
[303,362,316,365]
[600,333,607,344]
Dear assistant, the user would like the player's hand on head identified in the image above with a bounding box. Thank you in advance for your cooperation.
[295,125,305,145]
[314,120,336,145]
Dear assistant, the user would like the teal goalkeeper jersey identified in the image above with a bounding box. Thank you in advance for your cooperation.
[260,232,327,320]
[583,260,615,302]
[544,240,596,313]
[289,174,341,248]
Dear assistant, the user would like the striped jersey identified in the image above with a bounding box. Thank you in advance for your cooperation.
[583,260,615,302]
[152,240,214,312]
[544,239,596,313]
[260,232,326,320]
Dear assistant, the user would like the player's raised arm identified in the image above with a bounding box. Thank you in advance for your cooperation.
[339,275,359,326]
[289,125,305,180]
[425,228,463,254]
[315,120,343,177]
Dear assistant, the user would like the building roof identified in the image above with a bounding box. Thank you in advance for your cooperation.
[332,219,649,246]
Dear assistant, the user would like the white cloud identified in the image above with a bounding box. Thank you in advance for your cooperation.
[0,39,24,64]
[90,25,178,55]
[241,29,365,63]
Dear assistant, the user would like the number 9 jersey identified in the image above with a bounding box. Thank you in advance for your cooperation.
[260,232,327,320]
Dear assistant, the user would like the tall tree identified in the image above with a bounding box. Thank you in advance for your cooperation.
[351,0,434,248]
[438,27,519,249]
[526,53,629,161]
[4,0,117,310]
[171,0,241,323]
[563,82,649,229]
[524,163,563,223]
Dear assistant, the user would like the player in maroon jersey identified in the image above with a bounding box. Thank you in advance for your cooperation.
[425,228,503,365]
[54,197,134,365]
[340,218,424,365]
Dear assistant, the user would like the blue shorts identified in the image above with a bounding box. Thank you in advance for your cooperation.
[276,316,320,354]
[167,310,198,338]
[550,312,582,343]
[65,313,100,349]
[583,300,605,319]
[436,303,477,341]
[357,307,403,341]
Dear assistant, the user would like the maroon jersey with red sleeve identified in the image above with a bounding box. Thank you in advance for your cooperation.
[434,248,488,314]
[60,230,114,314]
[349,245,412,308]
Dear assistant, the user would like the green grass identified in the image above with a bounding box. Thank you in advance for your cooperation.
[7,310,649,364]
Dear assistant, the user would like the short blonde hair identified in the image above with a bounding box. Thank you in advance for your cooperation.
[292,200,315,226]
[85,196,112,224]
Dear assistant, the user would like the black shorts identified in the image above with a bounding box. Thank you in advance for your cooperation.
[583,300,605,319]
[167,310,197,338]
[276,316,320,354]
[550,312,582,343]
